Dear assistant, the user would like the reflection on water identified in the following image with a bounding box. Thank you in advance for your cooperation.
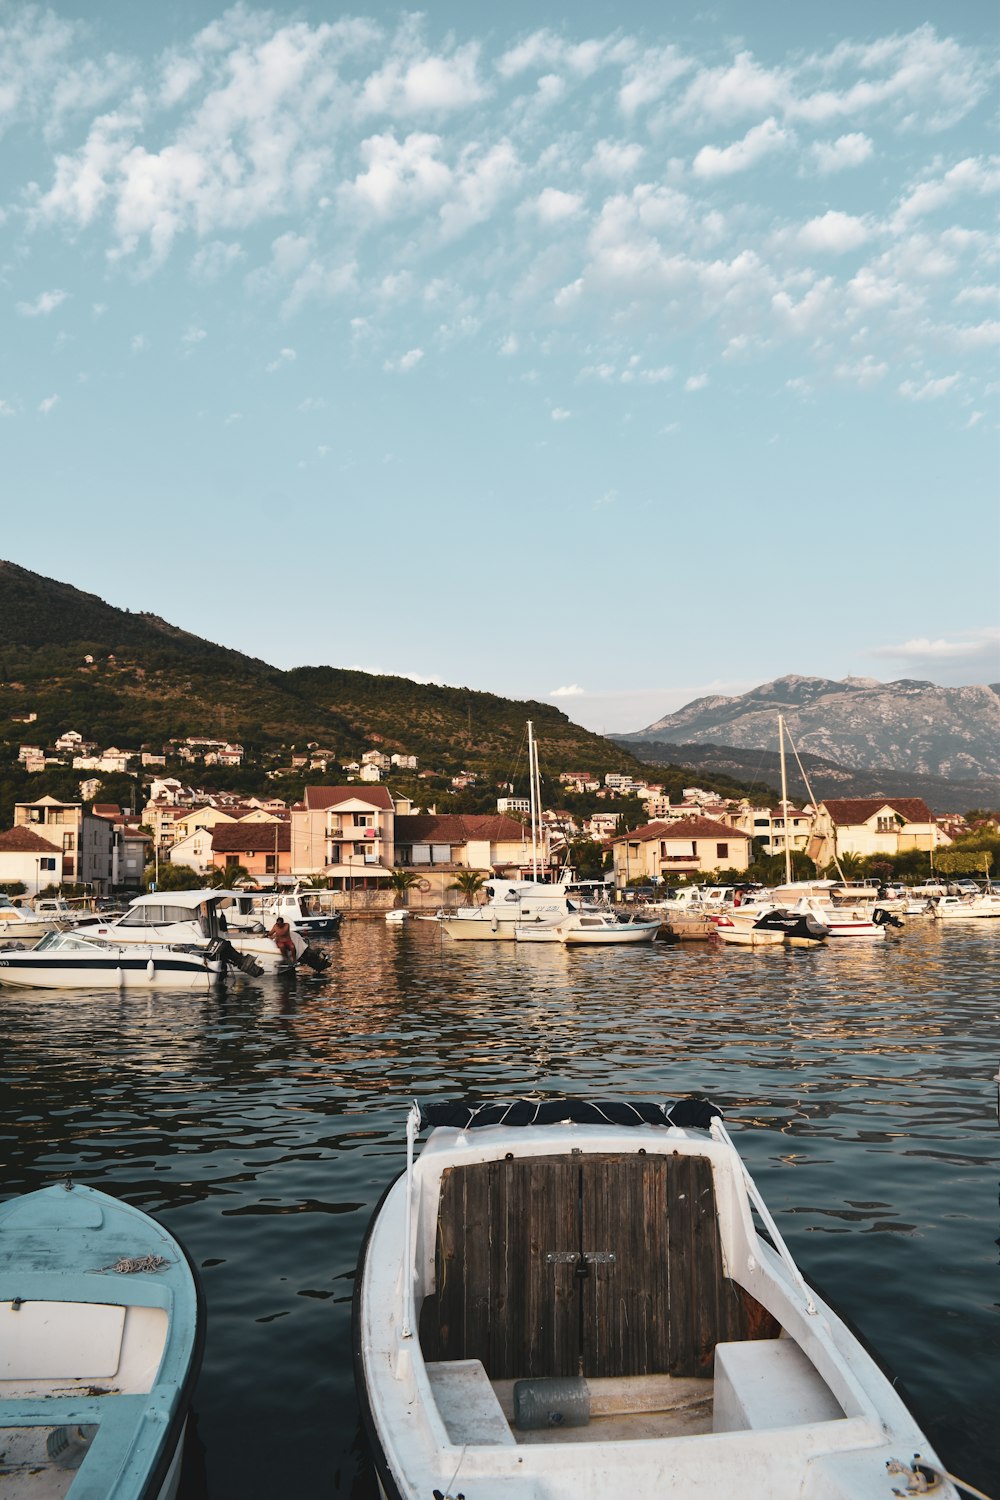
[1,921,997,1495]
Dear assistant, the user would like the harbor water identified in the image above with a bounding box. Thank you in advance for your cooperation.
[1,919,997,1497]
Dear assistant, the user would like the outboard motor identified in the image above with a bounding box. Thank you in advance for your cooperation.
[298,945,331,973]
[207,937,265,977]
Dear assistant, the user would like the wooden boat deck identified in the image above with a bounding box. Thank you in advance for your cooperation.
[419,1152,779,1381]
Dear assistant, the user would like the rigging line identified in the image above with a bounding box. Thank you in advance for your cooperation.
[783,724,845,881]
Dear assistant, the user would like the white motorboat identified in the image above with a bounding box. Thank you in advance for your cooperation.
[713,914,785,947]
[227,888,342,938]
[0,928,238,989]
[82,890,330,974]
[0,1180,204,1500]
[517,910,660,945]
[385,909,410,924]
[441,880,573,942]
[354,1098,958,1500]
[0,903,65,945]
[931,892,1000,921]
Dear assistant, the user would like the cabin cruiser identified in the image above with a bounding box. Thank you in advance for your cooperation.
[225,888,342,938]
[355,1097,958,1500]
[931,891,1000,921]
[440,880,573,942]
[80,891,330,974]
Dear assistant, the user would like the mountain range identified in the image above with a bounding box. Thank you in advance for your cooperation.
[619,675,1000,783]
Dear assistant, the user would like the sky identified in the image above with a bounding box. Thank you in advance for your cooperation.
[2,0,998,735]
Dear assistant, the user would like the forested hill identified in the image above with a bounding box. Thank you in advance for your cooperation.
[0,561,754,800]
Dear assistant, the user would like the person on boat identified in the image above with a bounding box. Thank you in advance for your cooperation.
[269,916,296,961]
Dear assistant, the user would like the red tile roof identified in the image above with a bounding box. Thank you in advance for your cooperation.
[91,803,121,818]
[617,816,749,844]
[395,813,528,844]
[0,827,62,854]
[304,785,394,811]
[211,825,291,853]
[822,797,935,825]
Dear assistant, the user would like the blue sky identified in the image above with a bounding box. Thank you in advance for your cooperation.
[2,1,998,734]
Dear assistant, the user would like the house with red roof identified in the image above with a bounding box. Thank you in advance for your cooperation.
[612,816,752,885]
[807,798,949,868]
[0,826,63,894]
[291,785,396,890]
[211,823,291,881]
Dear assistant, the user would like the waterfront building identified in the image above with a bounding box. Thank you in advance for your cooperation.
[613,816,752,885]
[807,798,949,867]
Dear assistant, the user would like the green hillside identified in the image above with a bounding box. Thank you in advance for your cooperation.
[0,561,763,814]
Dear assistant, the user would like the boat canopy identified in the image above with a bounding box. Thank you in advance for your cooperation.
[125,889,225,910]
[416,1097,723,1131]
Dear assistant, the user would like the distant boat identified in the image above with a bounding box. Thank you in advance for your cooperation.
[516,910,660,945]
[0,1180,204,1500]
[385,909,410,924]
[931,891,1000,921]
[354,1097,959,1500]
[0,902,65,945]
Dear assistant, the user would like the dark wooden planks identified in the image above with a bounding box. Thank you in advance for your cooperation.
[423,1150,776,1381]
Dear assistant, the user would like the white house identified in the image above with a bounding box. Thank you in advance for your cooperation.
[0,827,63,894]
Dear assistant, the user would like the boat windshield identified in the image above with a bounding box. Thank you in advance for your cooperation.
[33,930,109,952]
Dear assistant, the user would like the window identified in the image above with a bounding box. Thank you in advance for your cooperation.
[716,843,729,859]
[121,905,161,926]
[353,813,374,828]
[40,857,56,871]
[63,833,75,851]
[265,855,276,874]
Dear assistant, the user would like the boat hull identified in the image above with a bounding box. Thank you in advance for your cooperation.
[355,1107,957,1500]
[0,1183,204,1500]
[0,947,221,989]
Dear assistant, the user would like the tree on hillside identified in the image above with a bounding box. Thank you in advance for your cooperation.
[448,870,487,906]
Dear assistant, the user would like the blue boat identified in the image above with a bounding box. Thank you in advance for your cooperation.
[0,1181,204,1500]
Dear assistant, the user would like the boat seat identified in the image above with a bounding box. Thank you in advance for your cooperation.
[425,1360,516,1448]
[712,1339,843,1432]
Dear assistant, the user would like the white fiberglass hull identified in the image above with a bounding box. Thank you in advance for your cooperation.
[89,920,300,972]
[714,925,784,947]
[562,923,659,945]
[0,946,221,990]
[355,1107,957,1500]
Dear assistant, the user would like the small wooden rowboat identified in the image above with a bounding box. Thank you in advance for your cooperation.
[0,1181,204,1500]
[355,1098,959,1500]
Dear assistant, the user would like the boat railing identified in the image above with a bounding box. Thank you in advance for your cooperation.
[710,1117,817,1316]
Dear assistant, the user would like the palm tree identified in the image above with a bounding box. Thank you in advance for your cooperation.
[448,869,488,906]
[210,863,252,890]
[387,868,421,908]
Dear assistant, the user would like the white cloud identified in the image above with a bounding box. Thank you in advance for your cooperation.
[535,187,583,224]
[342,130,452,218]
[360,42,487,116]
[130,334,145,353]
[182,325,207,344]
[0,399,15,416]
[619,46,692,117]
[796,211,870,253]
[38,394,59,414]
[266,346,296,371]
[684,374,709,391]
[898,373,960,400]
[834,355,888,387]
[16,289,68,316]
[692,118,793,178]
[550,683,585,696]
[550,406,572,421]
[499,333,518,356]
[584,139,644,179]
[965,411,983,428]
[384,348,423,373]
[810,132,873,173]
[190,239,244,281]
[868,627,1000,666]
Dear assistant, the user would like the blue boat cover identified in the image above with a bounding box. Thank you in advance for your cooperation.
[417,1097,723,1131]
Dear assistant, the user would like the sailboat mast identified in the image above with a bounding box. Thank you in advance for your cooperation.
[527,720,539,882]
[779,714,792,886]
